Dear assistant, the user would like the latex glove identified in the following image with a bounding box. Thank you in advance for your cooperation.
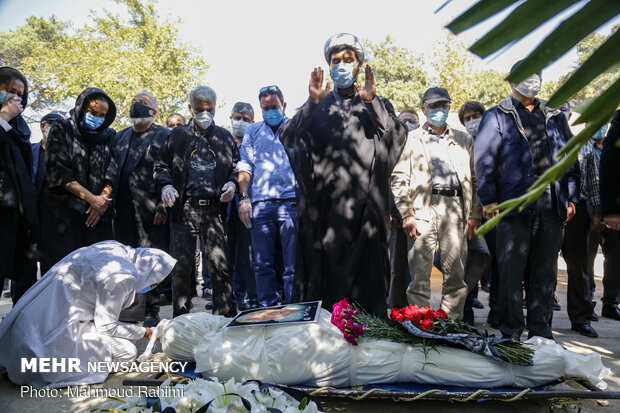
[161,184,179,207]
[239,199,252,229]
[220,181,235,203]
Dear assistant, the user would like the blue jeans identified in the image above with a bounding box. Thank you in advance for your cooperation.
[250,199,297,307]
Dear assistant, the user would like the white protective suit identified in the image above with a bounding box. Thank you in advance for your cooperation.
[140,310,610,390]
[0,241,176,388]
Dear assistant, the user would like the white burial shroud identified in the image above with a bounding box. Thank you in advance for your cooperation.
[139,310,610,389]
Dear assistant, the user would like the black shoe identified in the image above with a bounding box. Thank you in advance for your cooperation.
[553,295,561,311]
[601,304,620,320]
[204,301,213,311]
[486,312,499,329]
[571,323,598,338]
[472,298,484,309]
[463,309,474,325]
[587,311,599,322]
[159,295,172,306]
[202,287,213,299]
[144,314,160,327]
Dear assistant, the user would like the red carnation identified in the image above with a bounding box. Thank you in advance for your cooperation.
[437,308,449,320]
[420,318,434,331]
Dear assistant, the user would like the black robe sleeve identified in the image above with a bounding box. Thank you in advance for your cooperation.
[153,129,175,191]
[45,120,76,190]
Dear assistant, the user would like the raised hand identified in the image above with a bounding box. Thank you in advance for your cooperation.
[309,67,331,104]
[354,65,376,102]
[0,95,23,122]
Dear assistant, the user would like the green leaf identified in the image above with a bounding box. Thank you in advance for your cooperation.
[446,0,518,34]
[548,28,620,107]
[469,0,579,58]
[506,0,620,84]
[573,77,620,125]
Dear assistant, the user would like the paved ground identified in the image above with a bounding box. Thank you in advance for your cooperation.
[0,258,618,412]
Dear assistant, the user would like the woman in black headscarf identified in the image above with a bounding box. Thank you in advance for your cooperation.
[0,67,38,304]
[41,88,117,270]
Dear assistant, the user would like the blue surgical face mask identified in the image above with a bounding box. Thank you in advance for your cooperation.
[330,63,356,89]
[0,90,16,106]
[138,285,154,294]
[427,108,449,127]
[405,121,418,132]
[83,112,105,130]
[263,108,284,127]
[592,124,607,140]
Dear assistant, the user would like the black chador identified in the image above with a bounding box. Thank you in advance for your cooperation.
[280,91,406,316]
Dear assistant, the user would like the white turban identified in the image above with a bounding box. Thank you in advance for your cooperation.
[323,33,364,64]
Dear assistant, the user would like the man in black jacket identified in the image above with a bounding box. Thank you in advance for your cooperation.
[154,85,239,317]
[106,91,170,326]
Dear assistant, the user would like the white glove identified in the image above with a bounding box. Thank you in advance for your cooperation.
[239,199,252,229]
[161,185,179,207]
[219,181,236,203]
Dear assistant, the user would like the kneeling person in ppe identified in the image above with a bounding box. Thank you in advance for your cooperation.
[0,240,176,388]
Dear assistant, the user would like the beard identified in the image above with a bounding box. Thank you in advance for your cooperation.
[130,116,154,128]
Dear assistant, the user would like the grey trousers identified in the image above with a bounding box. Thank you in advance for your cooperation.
[406,194,468,319]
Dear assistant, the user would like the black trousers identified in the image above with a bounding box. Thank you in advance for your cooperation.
[496,186,563,339]
[484,227,500,320]
[589,228,620,306]
[388,227,409,309]
[170,201,234,317]
[0,206,37,304]
[561,201,594,325]
[114,201,170,317]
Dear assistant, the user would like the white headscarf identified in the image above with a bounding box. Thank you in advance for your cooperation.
[130,246,177,291]
[323,33,365,64]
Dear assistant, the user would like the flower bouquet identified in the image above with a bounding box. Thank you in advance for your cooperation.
[93,377,323,413]
[331,299,534,366]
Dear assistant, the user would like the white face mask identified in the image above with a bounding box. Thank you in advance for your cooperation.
[465,118,482,137]
[193,110,214,129]
[232,119,250,137]
[515,73,542,98]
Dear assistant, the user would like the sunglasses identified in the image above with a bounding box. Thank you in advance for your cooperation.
[260,85,280,94]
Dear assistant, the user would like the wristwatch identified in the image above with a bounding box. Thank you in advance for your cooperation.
[240,192,250,201]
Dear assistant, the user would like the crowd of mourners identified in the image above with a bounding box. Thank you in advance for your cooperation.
[1,32,619,344]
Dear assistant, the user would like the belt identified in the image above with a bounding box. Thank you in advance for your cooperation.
[186,197,217,206]
[432,188,462,197]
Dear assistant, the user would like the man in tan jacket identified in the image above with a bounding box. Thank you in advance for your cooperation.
[391,87,482,319]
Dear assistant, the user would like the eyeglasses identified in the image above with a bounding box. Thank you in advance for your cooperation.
[425,102,450,110]
[259,85,280,94]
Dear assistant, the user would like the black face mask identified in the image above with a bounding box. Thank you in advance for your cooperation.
[130,101,154,118]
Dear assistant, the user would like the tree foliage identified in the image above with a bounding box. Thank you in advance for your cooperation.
[363,36,429,114]
[0,16,68,119]
[4,0,207,126]
[430,32,477,110]
[468,69,511,109]
[564,27,620,105]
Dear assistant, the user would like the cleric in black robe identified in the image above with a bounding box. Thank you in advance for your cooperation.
[105,92,170,326]
[0,67,37,304]
[42,88,116,269]
[280,34,407,316]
